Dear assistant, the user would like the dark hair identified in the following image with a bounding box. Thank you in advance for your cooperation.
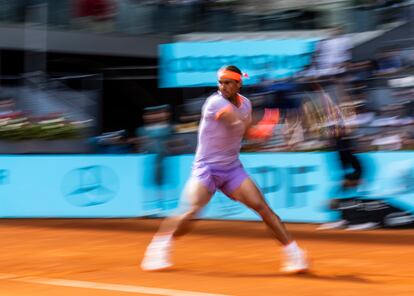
[222,65,242,75]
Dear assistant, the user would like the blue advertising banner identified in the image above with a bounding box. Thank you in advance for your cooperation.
[159,40,319,88]
[0,155,144,218]
[354,152,414,210]
[160,152,414,222]
[1,152,414,221]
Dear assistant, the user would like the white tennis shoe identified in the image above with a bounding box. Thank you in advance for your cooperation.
[141,240,172,271]
[280,247,309,274]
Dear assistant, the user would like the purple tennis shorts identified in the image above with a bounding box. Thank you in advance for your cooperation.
[192,161,249,196]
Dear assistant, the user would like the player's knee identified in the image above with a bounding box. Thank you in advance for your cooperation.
[182,205,202,220]
[249,201,268,214]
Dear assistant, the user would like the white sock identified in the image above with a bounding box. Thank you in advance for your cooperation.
[283,241,300,254]
[152,234,172,246]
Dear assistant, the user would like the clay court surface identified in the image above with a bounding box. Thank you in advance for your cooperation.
[0,219,413,296]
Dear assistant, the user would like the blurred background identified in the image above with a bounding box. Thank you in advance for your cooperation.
[0,0,411,154]
[0,4,414,294]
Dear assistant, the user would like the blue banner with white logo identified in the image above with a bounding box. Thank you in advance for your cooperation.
[159,40,319,88]
[0,155,145,217]
[1,152,414,221]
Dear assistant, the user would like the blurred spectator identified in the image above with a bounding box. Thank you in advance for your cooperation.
[136,105,177,214]
[0,98,18,116]
[175,113,199,134]
[346,60,376,83]
[48,0,72,28]
[333,130,364,189]
[400,48,414,68]
[176,0,203,34]
[204,0,238,32]
[151,0,173,33]
[136,105,173,184]
[90,129,134,153]
[12,0,47,23]
[73,0,116,32]
[307,26,352,78]
[115,0,155,34]
[374,46,403,76]
[371,132,404,150]
[281,108,305,151]
[173,107,200,153]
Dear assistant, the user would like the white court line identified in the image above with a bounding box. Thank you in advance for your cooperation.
[0,273,231,296]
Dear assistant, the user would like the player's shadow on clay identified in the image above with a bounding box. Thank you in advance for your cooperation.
[169,268,376,284]
[289,272,376,284]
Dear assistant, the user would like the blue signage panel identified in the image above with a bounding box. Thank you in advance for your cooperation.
[358,152,414,212]
[0,155,144,218]
[159,40,319,88]
[2,152,414,221]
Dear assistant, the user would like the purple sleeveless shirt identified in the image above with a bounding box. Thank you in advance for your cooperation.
[194,91,252,168]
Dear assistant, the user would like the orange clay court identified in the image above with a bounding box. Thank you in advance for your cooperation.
[0,218,413,296]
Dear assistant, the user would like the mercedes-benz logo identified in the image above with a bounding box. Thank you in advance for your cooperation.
[62,165,119,207]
